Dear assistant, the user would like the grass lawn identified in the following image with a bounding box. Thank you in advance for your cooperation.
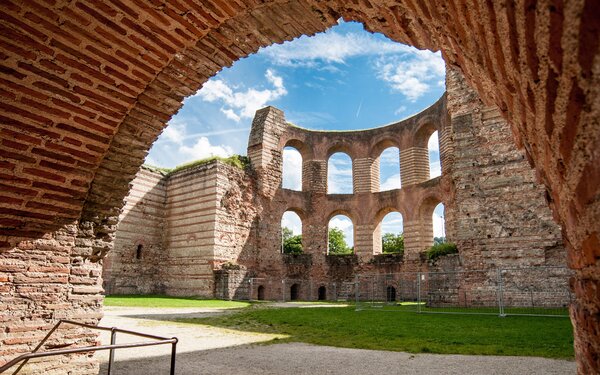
[181,305,574,359]
[104,294,249,309]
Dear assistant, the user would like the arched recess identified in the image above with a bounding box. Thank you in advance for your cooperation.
[282,146,303,191]
[281,210,303,254]
[327,152,353,194]
[0,1,598,371]
[373,208,404,255]
[327,213,354,255]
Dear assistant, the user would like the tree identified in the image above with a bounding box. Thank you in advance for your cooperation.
[282,227,303,254]
[382,233,404,254]
[328,227,352,255]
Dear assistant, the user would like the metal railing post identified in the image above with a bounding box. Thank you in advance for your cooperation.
[497,268,506,317]
[417,272,421,313]
[107,328,117,375]
[169,338,178,375]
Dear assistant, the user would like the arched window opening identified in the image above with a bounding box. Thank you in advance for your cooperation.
[386,285,397,302]
[318,286,327,301]
[282,146,302,190]
[257,285,265,301]
[428,131,441,178]
[290,283,300,301]
[328,215,354,255]
[328,152,353,194]
[379,147,401,191]
[378,212,404,254]
[135,244,143,260]
[433,203,446,244]
[281,211,302,254]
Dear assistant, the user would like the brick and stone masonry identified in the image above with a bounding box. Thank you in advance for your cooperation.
[0,1,599,373]
[105,68,566,312]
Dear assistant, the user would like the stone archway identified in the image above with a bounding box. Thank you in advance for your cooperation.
[0,1,598,373]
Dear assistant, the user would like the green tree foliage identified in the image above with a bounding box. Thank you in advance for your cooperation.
[328,227,353,255]
[382,233,404,254]
[282,227,303,254]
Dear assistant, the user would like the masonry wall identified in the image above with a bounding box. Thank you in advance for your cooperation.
[0,225,103,374]
[102,167,166,294]
[105,70,567,307]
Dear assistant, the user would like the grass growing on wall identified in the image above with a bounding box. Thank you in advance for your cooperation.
[181,305,574,359]
[104,295,250,309]
[143,154,250,175]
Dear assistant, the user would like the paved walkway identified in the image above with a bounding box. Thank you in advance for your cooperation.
[97,305,576,375]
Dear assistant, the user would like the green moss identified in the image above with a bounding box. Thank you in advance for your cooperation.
[143,155,250,176]
[426,242,458,260]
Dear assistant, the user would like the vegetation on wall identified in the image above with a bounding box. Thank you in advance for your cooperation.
[382,233,404,254]
[144,155,250,175]
[426,242,458,260]
[328,228,353,255]
[282,227,303,254]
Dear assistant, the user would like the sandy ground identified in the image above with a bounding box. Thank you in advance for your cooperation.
[96,304,576,375]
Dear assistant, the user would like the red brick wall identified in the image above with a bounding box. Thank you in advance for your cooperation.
[1,1,598,373]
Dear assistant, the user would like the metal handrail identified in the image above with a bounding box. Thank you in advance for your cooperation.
[0,320,178,375]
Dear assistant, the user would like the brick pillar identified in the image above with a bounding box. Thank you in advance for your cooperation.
[303,159,327,194]
[403,216,432,260]
[400,147,430,185]
[354,224,375,260]
[370,157,381,192]
[247,106,287,196]
[372,222,383,255]
[353,157,375,193]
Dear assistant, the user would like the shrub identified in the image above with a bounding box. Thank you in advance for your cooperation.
[426,242,458,260]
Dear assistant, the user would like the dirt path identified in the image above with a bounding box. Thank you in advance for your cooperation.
[96,305,576,375]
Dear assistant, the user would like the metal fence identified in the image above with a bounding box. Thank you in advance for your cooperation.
[355,266,573,317]
[246,266,572,317]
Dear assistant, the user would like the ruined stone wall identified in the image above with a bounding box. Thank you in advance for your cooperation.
[0,225,103,374]
[444,67,566,270]
[102,167,166,294]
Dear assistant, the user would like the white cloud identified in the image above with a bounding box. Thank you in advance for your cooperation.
[429,160,441,178]
[260,29,413,66]
[161,120,186,144]
[381,212,403,235]
[428,131,439,152]
[394,106,407,116]
[282,148,302,190]
[281,211,302,235]
[329,215,354,247]
[180,137,233,160]
[380,173,401,191]
[328,153,353,194]
[375,50,445,102]
[194,69,287,121]
[433,203,445,238]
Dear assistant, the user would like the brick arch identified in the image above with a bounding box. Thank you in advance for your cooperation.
[326,144,355,160]
[412,119,439,150]
[1,0,599,372]
[370,139,401,160]
[283,139,312,160]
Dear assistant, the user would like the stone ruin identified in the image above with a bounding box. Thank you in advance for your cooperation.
[1,1,598,373]
[103,68,567,304]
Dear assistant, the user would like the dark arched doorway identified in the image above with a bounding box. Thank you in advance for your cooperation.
[318,286,327,301]
[386,286,397,302]
[290,283,299,301]
[257,285,265,301]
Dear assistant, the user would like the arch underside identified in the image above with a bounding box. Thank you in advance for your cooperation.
[0,0,599,373]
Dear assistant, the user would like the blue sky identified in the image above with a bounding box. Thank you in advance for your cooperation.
[146,20,446,245]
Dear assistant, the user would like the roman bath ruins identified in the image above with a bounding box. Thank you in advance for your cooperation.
[0,1,599,374]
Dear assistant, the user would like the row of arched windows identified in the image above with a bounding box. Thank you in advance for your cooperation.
[281,203,445,255]
[282,131,441,193]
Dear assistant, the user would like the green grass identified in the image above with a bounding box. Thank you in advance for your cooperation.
[181,305,574,358]
[104,294,250,309]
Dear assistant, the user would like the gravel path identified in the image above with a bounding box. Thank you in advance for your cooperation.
[97,305,576,375]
